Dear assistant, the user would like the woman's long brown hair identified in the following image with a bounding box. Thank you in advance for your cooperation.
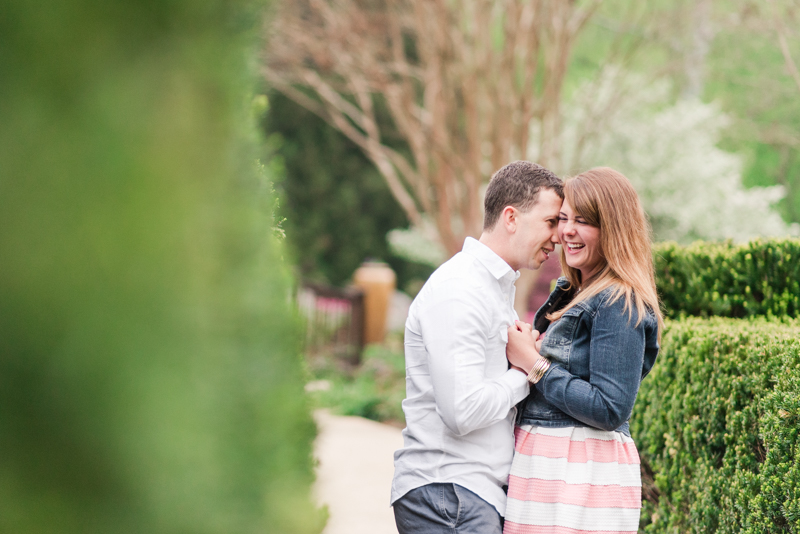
[547,167,664,337]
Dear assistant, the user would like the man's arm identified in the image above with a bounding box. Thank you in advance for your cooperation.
[420,278,529,436]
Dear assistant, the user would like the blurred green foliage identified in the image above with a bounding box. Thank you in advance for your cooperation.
[263,92,433,290]
[655,238,800,319]
[0,1,323,533]
[632,318,800,532]
[307,339,406,426]
[707,10,800,225]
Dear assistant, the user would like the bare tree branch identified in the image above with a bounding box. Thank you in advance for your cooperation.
[264,0,602,254]
[766,0,800,93]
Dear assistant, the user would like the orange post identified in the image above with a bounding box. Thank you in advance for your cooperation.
[352,261,396,345]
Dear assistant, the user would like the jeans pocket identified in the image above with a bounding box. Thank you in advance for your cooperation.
[439,483,461,527]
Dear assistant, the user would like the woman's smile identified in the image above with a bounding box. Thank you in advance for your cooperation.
[558,201,603,279]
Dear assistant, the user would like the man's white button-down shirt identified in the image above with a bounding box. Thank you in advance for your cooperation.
[390,237,530,516]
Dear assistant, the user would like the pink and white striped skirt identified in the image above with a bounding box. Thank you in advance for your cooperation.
[503,425,642,534]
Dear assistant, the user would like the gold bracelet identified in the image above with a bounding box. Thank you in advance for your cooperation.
[526,358,551,384]
[532,359,551,383]
[525,360,543,384]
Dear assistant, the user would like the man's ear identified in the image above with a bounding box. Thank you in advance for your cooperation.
[500,206,517,233]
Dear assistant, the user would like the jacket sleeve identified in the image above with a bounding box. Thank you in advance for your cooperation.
[420,278,530,436]
[536,297,645,431]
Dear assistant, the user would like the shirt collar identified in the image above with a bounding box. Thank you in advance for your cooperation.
[461,237,520,282]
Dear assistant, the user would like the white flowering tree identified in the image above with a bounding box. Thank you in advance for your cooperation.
[558,70,797,243]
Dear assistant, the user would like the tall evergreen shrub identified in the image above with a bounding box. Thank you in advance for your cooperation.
[654,239,800,319]
[632,318,800,533]
[264,92,434,290]
[0,1,322,533]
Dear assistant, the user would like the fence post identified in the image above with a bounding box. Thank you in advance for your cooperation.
[300,282,365,366]
[347,287,365,365]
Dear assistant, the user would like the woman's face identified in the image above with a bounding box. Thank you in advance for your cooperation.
[558,200,604,280]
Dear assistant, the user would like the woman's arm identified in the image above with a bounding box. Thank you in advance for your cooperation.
[537,298,646,431]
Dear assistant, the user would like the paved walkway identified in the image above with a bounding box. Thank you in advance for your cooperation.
[313,410,403,534]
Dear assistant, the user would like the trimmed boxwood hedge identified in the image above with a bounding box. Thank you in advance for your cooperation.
[632,317,800,533]
[654,239,800,319]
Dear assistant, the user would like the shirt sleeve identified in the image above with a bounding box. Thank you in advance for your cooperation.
[419,278,530,436]
[536,296,646,432]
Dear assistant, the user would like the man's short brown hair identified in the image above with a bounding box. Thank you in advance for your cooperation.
[483,161,564,230]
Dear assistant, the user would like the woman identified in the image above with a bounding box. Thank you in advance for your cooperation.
[503,167,663,534]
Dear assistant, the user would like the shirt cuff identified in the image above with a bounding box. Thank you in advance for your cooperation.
[500,368,530,405]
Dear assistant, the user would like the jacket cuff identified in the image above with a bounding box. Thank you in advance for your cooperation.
[535,362,562,394]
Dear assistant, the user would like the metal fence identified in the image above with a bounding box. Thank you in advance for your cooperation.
[297,282,365,365]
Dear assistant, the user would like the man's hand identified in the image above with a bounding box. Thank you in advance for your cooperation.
[507,320,544,374]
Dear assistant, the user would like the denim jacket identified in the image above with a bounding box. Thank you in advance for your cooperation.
[517,277,660,436]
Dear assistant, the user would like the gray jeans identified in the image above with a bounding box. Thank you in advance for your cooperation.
[393,483,503,534]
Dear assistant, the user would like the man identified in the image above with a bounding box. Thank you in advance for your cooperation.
[391,161,564,534]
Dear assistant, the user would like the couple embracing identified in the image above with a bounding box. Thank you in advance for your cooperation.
[391,161,663,534]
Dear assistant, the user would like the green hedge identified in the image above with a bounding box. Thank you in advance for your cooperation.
[0,1,323,533]
[654,239,800,319]
[632,317,800,533]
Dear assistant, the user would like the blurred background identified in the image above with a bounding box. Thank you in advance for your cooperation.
[264,0,799,355]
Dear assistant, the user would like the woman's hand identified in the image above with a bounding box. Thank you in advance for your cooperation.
[507,320,545,374]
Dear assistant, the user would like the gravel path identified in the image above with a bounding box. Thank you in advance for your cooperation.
[313,410,403,534]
